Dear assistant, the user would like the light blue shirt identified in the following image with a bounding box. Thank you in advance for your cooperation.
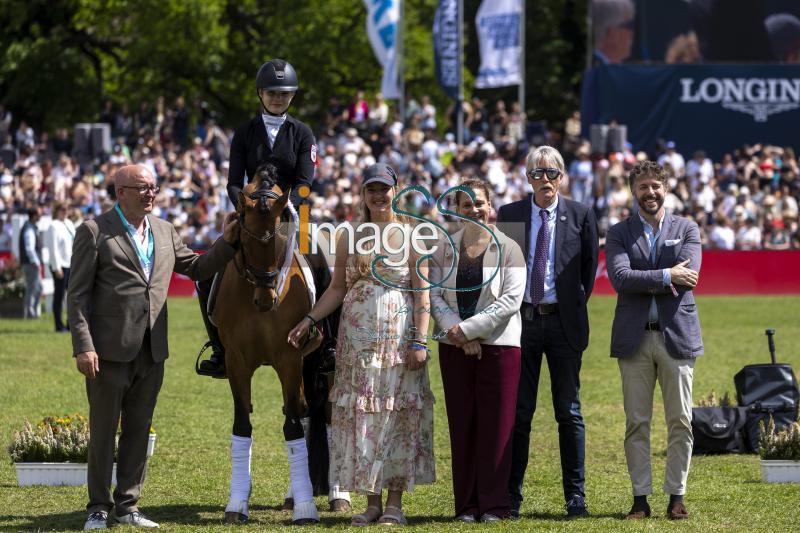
[115,204,154,279]
[525,196,558,304]
[639,214,672,322]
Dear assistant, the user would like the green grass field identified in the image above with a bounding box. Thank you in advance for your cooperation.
[1,295,799,531]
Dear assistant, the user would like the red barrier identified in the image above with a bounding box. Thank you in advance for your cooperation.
[166,250,800,297]
[595,250,800,295]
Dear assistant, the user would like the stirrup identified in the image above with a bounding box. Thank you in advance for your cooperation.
[195,341,227,378]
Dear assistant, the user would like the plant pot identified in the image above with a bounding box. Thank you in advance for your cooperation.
[0,296,24,318]
[14,462,118,486]
[760,459,800,483]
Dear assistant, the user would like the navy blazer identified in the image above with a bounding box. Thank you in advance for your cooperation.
[497,195,599,352]
[605,212,704,359]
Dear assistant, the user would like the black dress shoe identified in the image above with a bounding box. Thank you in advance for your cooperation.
[565,494,589,519]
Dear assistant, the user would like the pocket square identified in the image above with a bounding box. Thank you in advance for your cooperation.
[665,239,682,246]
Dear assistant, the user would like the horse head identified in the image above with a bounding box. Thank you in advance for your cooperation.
[236,163,291,312]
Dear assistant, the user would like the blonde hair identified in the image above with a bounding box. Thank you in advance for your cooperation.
[354,185,409,277]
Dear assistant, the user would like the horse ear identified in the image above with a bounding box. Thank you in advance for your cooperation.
[237,191,247,213]
[275,187,291,212]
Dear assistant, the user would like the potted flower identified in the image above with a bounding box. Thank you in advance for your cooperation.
[7,414,93,486]
[0,264,25,318]
[759,416,800,483]
[7,415,156,486]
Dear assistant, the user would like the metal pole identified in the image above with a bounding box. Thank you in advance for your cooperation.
[457,0,464,146]
[518,0,525,115]
[398,0,406,124]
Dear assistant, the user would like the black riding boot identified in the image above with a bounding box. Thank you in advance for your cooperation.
[305,247,338,374]
[196,276,226,378]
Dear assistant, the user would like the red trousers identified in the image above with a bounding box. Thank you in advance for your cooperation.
[439,343,521,518]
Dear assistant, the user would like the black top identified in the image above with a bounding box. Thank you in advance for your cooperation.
[456,245,487,321]
[227,114,316,207]
[18,220,40,265]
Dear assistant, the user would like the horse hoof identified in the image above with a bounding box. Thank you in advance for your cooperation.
[292,517,319,525]
[329,499,352,513]
[282,497,294,511]
[224,512,248,524]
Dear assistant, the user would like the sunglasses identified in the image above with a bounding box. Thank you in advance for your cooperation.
[527,168,562,181]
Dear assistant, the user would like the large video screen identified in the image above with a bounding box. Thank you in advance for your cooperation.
[592,0,800,65]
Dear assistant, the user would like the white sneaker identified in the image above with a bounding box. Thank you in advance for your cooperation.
[84,511,108,530]
[113,511,159,528]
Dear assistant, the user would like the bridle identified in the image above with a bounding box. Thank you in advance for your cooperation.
[234,188,284,290]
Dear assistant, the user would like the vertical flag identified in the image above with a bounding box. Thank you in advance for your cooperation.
[475,0,522,88]
[433,0,460,99]
[364,0,401,99]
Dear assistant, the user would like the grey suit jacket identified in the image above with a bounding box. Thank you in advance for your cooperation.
[68,209,236,362]
[605,212,703,359]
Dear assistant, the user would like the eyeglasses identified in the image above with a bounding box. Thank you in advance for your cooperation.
[120,185,160,196]
[527,168,562,181]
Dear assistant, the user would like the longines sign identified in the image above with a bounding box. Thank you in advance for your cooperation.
[680,77,800,122]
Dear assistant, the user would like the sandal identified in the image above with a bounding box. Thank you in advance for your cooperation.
[351,505,382,527]
[378,505,407,526]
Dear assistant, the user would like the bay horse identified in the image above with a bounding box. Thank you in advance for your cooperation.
[213,164,322,524]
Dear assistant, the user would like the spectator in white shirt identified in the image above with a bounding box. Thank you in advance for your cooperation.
[686,150,713,191]
[708,216,735,250]
[47,201,75,331]
[657,141,685,177]
[736,217,762,250]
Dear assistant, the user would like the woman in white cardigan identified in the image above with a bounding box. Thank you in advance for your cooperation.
[430,179,526,523]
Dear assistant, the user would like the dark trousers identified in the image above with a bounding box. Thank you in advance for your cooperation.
[52,267,70,331]
[508,312,586,506]
[440,343,521,518]
[86,332,164,516]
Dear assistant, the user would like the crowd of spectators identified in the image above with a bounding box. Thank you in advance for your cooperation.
[1,93,800,256]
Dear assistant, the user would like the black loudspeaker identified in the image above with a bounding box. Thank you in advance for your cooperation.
[590,124,608,154]
[73,123,92,160]
[607,125,627,152]
[91,123,111,156]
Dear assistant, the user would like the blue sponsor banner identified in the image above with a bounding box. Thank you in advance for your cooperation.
[433,0,459,99]
[581,64,800,159]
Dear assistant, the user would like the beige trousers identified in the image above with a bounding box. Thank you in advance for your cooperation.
[618,331,694,496]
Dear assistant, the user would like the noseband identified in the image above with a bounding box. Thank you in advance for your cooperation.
[235,189,282,289]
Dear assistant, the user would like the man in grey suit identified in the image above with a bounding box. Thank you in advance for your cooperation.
[69,165,239,530]
[606,160,702,521]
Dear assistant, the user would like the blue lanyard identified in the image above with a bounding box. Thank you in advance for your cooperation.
[114,204,154,271]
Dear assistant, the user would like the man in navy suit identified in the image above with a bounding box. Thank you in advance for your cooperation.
[497,146,598,519]
[605,160,702,521]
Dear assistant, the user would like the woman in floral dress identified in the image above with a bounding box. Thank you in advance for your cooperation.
[288,163,435,526]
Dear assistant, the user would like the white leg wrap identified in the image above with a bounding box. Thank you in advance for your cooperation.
[226,435,251,517]
[301,416,310,441]
[286,437,318,522]
[326,424,350,503]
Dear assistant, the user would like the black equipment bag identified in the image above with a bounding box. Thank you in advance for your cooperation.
[691,407,749,454]
[733,329,800,453]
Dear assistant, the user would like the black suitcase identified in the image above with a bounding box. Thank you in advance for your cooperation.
[733,329,799,453]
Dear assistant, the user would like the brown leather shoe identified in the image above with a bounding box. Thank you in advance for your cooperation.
[667,501,689,520]
[625,504,651,519]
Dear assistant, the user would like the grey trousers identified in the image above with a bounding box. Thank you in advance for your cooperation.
[86,333,164,516]
[618,331,695,496]
[21,263,42,318]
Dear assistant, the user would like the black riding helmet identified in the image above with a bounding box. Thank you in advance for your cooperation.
[256,59,299,92]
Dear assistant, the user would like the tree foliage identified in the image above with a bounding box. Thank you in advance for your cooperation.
[0,0,586,133]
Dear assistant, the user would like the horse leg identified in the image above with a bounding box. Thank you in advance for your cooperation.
[281,416,310,512]
[278,363,319,525]
[325,373,351,512]
[225,366,254,524]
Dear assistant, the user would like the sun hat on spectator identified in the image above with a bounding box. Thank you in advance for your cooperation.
[739,186,750,196]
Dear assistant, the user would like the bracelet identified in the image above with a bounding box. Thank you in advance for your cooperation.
[409,342,430,352]
[305,314,317,328]
[412,338,428,345]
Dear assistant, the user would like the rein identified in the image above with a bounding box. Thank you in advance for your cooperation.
[234,189,285,290]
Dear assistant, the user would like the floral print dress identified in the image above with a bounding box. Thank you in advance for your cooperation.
[328,257,435,494]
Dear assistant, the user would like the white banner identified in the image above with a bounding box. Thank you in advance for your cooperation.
[475,0,522,88]
[364,0,401,99]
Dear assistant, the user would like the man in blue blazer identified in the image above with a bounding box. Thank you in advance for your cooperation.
[497,146,598,519]
[605,160,702,521]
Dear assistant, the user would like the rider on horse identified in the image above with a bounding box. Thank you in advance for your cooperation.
[196,58,336,378]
